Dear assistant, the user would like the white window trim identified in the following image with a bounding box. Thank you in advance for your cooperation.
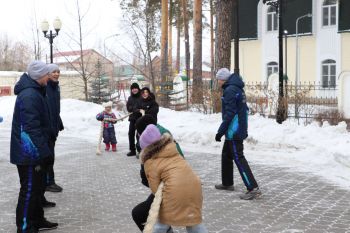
[321,1,337,28]
[267,62,279,79]
[321,60,336,88]
[266,7,278,33]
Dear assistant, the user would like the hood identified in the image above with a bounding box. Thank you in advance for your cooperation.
[14,73,43,95]
[222,73,244,90]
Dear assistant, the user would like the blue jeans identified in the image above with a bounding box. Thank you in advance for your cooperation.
[153,221,208,233]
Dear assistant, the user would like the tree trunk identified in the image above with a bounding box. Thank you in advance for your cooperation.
[214,0,233,113]
[210,0,214,80]
[192,0,203,104]
[160,0,169,106]
[182,0,190,109]
[176,17,181,74]
[168,0,173,77]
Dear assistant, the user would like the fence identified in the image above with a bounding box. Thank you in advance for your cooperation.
[245,81,340,123]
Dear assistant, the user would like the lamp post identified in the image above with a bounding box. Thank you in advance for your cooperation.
[284,30,288,75]
[295,13,312,118]
[263,0,286,124]
[104,34,119,57]
[41,17,62,63]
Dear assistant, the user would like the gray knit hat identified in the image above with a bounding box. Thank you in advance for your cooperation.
[47,64,60,74]
[27,61,49,80]
[216,68,231,81]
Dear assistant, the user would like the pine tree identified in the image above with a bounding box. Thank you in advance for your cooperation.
[89,59,110,104]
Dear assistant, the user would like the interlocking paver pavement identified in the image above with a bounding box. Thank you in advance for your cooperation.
[1,131,350,233]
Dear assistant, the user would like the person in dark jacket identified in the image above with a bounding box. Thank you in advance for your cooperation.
[139,87,159,122]
[215,68,261,200]
[126,83,142,156]
[0,116,3,123]
[10,61,58,233]
[45,64,64,193]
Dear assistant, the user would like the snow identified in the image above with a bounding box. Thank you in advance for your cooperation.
[0,96,349,189]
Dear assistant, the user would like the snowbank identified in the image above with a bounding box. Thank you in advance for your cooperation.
[1,96,349,189]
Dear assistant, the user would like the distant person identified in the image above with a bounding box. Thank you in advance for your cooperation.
[214,68,261,200]
[45,64,64,193]
[0,116,3,123]
[10,61,58,233]
[96,101,118,152]
[139,87,159,123]
[126,83,142,156]
[140,125,207,233]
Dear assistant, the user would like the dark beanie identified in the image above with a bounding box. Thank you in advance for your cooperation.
[136,114,157,134]
[130,82,140,90]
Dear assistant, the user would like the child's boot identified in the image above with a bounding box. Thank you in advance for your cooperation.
[112,144,117,152]
[105,143,110,151]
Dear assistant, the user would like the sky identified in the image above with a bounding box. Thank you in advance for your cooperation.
[0,0,129,60]
[0,0,212,64]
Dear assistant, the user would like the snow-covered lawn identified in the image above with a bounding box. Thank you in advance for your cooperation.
[1,96,349,189]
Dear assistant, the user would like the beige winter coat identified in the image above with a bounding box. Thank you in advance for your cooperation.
[141,134,203,226]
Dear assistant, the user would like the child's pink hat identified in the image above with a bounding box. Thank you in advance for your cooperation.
[140,125,161,149]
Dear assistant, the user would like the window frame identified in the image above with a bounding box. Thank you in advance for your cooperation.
[267,62,279,79]
[266,6,278,32]
[322,0,337,27]
[321,59,336,88]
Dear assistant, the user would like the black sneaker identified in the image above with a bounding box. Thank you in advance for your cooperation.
[127,151,136,156]
[42,200,56,208]
[17,227,38,233]
[239,187,262,200]
[46,183,63,193]
[37,219,58,231]
[215,184,235,191]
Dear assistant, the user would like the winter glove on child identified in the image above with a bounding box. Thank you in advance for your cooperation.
[215,133,223,142]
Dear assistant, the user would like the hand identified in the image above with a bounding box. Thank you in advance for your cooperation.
[35,165,41,172]
[140,109,145,116]
[215,133,223,142]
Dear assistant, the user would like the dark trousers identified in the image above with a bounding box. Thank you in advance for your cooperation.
[16,165,44,231]
[221,140,258,191]
[132,194,154,231]
[103,127,117,144]
[128,121,140,152]
[46,140,55,186]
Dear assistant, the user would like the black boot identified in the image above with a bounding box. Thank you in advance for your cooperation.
[127,151,136,156]
[46,183,63,193]
[36,218,58,231]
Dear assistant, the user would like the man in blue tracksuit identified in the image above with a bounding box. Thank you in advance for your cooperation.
[215,68,261,200]
[10,61,58,232]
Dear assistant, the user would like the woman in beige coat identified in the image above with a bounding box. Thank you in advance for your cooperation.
[140,125,208,233]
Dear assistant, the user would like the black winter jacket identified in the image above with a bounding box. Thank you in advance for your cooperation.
[10,73,52,165]
[46,80,64,141]
[127,92,142,122]
[139,90,159,122]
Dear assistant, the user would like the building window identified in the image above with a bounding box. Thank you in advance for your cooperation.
[267,62,278,78]
[267,6,278,32]
[322,0,337,27]
[322,59,336,88]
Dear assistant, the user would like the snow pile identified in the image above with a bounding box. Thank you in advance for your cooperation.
[1,96,349,189]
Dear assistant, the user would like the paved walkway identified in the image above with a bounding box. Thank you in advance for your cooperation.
[0,132,350,233]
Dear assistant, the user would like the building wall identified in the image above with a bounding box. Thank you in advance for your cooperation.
[231,40,262,83]
[341,33,350,72]
[0,71,88,100]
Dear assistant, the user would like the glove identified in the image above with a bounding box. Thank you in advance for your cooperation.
[140,109,145,116]
[35,165,41,172]
[215,133,223,142]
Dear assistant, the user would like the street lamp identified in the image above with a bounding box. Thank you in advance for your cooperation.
[295,13,312,119]
[263,0,286,124]
[41,17,62,63]
[284,30,288,75]
[104,34,119,57]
